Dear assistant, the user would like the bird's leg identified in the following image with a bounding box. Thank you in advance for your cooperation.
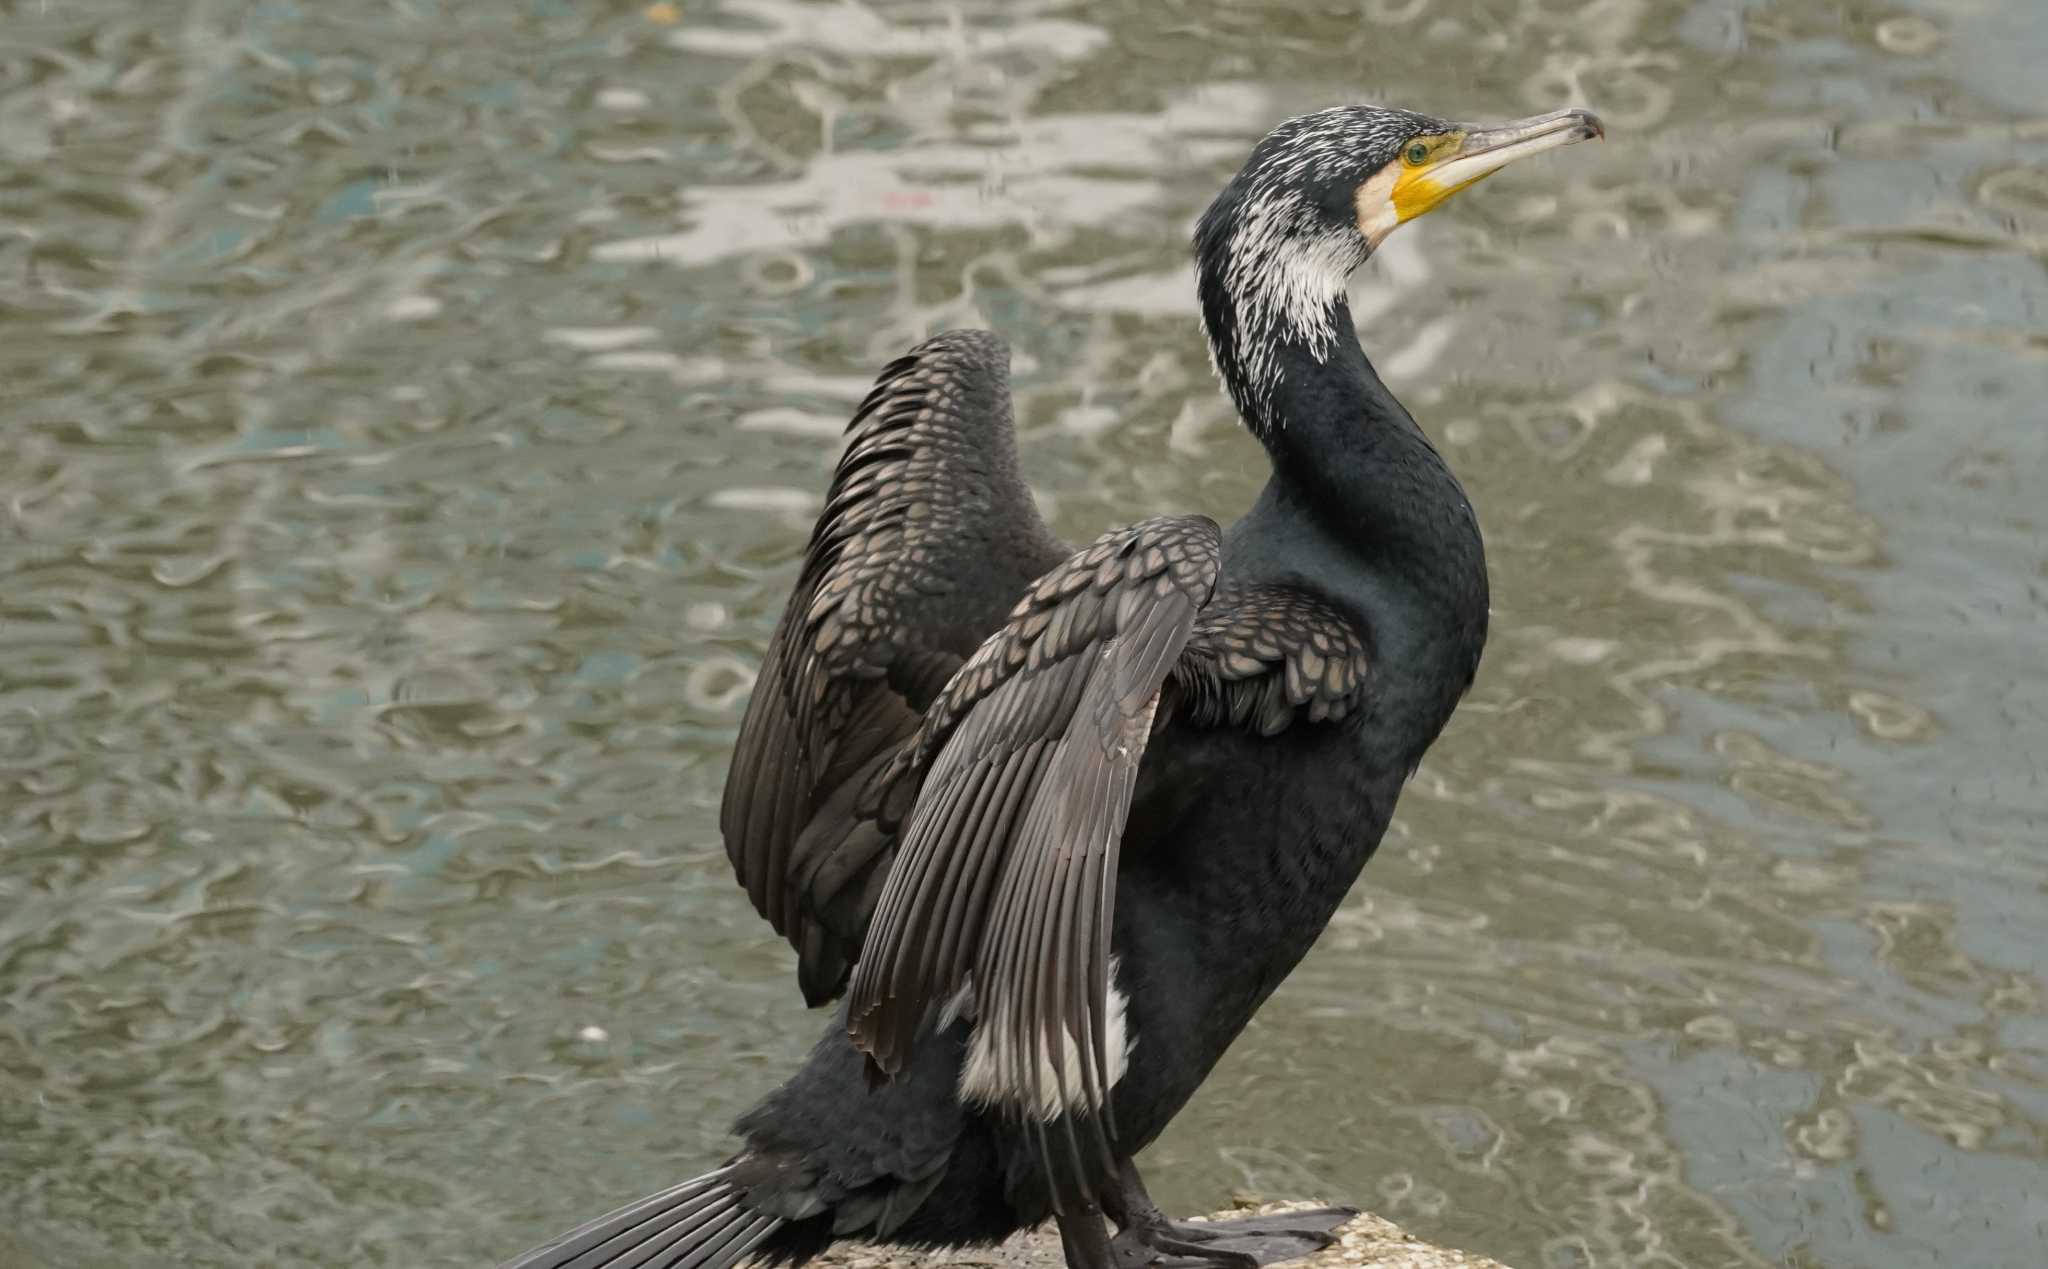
[1103,1159,1353,1269]
[1104,1158,1222,1245]
[1056,1198,1117,1269]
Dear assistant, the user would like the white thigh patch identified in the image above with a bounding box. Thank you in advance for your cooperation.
[957,957,1134,1119]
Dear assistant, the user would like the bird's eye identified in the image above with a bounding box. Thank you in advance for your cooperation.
[1405,142,1431,165]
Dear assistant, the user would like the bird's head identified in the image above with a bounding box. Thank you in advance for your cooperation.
[1195,104,1604,430]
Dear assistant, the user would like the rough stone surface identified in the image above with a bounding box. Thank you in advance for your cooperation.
[806,1202,1512,1269]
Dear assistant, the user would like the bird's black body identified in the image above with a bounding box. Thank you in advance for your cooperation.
[496,101,1601,1269]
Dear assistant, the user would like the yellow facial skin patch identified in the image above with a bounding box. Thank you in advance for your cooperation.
[1355,108,1604,247]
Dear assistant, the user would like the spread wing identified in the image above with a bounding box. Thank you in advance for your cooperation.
[722,330,1066,1006]
[848,570,1372,1067]
[845,517,1224,1135]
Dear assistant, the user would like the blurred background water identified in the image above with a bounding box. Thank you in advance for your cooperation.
[2,1,2044,1266]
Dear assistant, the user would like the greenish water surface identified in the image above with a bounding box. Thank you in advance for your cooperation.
[3,2,2044,1266]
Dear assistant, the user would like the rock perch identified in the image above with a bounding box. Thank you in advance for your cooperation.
[803,1203,1512,1269]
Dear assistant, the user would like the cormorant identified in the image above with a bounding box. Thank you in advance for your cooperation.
[495,102,1603,1269]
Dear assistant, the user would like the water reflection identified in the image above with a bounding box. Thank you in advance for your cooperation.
[1,1,2043,1267]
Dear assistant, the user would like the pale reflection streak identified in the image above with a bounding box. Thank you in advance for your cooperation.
[616,2,1451,367]
[592,95,1252,267]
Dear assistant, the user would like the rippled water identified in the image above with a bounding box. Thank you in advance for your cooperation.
[4,1,2044,1266]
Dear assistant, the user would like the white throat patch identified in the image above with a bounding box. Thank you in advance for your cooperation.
[1209,192,1363,419]
[1225,192,1354,361]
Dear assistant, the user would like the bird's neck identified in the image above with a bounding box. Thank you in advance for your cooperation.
[1207,289,1491,755]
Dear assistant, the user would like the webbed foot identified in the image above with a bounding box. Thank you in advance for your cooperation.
[1107,1206,1354,1269]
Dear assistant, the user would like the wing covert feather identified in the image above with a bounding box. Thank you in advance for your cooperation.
[1169,584,1373,736]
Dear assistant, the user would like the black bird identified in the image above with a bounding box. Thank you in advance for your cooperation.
[496,102,1603,1269]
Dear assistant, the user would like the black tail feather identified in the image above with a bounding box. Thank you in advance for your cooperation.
[494,1169,784,1269]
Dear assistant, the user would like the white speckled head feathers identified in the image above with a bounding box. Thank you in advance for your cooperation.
[1194,105,1450,432]
[1194,104,1603,437]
